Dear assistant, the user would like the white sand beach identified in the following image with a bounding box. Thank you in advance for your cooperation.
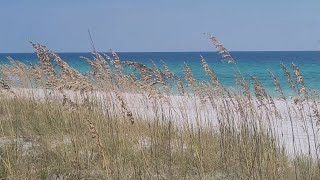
[7,87,320,158]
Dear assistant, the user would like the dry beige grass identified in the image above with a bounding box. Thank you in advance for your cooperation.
[0,35,319,179]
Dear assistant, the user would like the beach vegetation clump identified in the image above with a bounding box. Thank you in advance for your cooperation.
[0,35,319,179]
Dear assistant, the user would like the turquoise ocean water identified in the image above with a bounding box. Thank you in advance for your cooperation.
[0,51,319,96]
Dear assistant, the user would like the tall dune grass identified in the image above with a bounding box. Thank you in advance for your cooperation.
[0,36,319,179]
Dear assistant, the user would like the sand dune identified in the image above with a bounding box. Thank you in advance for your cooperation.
[7,87,320,157]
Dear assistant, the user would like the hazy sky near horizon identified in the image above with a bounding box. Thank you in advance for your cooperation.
[0,0,319,52]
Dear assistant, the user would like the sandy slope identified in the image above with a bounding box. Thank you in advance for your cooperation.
[7,88,320,157]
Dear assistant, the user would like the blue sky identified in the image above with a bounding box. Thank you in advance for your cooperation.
[0,0,319,52]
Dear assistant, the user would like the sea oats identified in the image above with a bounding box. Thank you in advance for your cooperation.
[81,52,112,89]
[110,49,124,74]
[252,76,269,103]
[200,55,222,92]
[206,33,235,64]
[268,70,286,100]
[48,49,93,92]
[292,63,304,86]
[0,35,320,179]
[281,63,295,91]
[183,63,196,88]
[85,117,108,171]
[234,72,250,98]
[176,77,186,96]
[151,61,166,86]
[292,63,307,97]
[30,43,56,76]
[114,91,135,124]
[162,61,175,79]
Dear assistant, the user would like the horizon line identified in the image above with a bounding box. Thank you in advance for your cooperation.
[0,50,319,54]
